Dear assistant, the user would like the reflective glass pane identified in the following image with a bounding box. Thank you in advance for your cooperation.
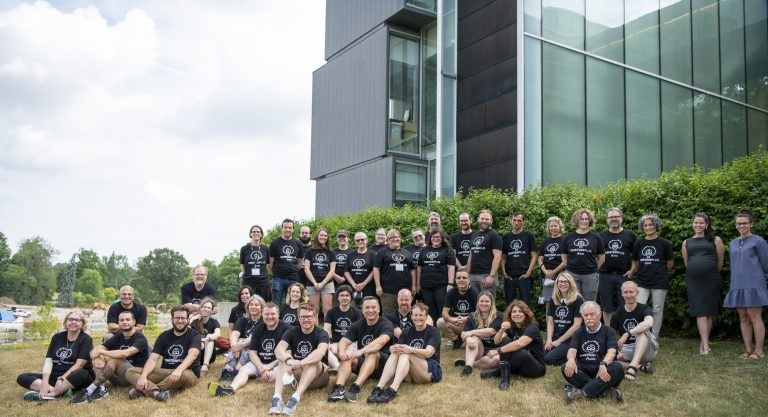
[585,0,624,62]
[748,109,768,153]
[542,0,585,49]
[627,71,661,179]
[395,162,427,206]
[407,0,436,13]
[440,77,455,197]
[441,0,456,75]
[722,101,747,161]
[524,37,542,187]
[660,0,692,84]
[692,0,720,93]
[693,93,722,168]
[423,24,438,148]
[587,58,625,185]
[720,0,745,101]
[388,35,420,154]
[542,44,585,185]
[662,82,694,169]
[524,0,542,35]
[745,0,768,110]
[625,1,659,73]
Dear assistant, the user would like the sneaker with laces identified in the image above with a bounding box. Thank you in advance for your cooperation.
[366,387,383,403]
[454,359,466,367]
[376,387,397,403]
[89,388,109,403]
[70,390,91,405]
[155,390,171,402]
[566,388,585,404]
[128,389,143,400]
[23,391,40,402]
[327,384,345,402]
[344,384,360,403]
[283,396,299,415]
[268,396,285,415]
[461,365,473,376]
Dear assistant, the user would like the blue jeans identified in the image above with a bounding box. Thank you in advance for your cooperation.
[504,276,532,307]
[271,277,295,308]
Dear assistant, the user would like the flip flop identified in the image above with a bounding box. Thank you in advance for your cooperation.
[748,352,764,360]
[739,351,752,360]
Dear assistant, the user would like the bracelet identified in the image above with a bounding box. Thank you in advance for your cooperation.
[599,361,607,366]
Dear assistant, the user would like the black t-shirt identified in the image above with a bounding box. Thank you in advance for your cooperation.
[633,237,673,289]
[228,305,247,325]
[106,302,148,326]
[598,229,637,274]
[189,317,220,338]
[418,245,457,288]
[539,236,565,271]
[369,243,387,255]
[324,306,363,343]
[249,321,292,364]
[281,326,330,361]
[102,331,150,367]
[297,244,312,284]
[404,244,426,265]
[502,230,537,277]
[569,324,618,365]
[385,311,413,332]
[344,317,395,351]
[280,305,299,327]
[346,250,376,294]
[304,248,333,283]
[610,303,653,344]
[46,331,93,375]
[233,316,262,339]
[504,323,545,365]
[546,296,585,341]
[562,231,605,274]
[153,328,202,377]
[444,287,479,317]
[269,237,304,280]
[397,325,441,363]
[180,281,217,305]
[374,246,415,294]
[240,243,270,282]
[463,311,503,347]
[451,231,474,266]
[333,248,354,277]
[469,229,503,275]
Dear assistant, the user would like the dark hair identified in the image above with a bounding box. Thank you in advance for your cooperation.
[503,300,537,327]
[249,225,264,237]
[336,284,353,298]
[693,212,715,242]
[428,228,452,248]
[117,310,136,320]
[170,305,189,318]
[282,218,294,227]
[511,211,525,219]
[412,302,429,314]
[232,285,252,320]
[312,227,331,250]
[362,296,380,308]
[736,208,753,222]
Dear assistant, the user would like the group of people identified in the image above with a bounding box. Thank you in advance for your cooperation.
[15,208,768,411]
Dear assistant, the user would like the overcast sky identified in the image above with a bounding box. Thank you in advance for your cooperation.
[0,1,325,265]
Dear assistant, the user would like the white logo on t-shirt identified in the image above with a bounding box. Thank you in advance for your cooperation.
[336,254,347,263]
[426,251,439,260]
[55,348,73,361]
[609,240,622,251]
[457,300,470,313]
[296,341,313,357]
[251,251,263,261]
[460,241,471,251]
[409,339,424,349]
[546,243,559,254]
[361,334,374,346]
[574,239,589,249]
[623,318,638,333]
[473,236,485,247]
[262,339,275,352]
[511,240,522,251]
[392,253,406,263]
[337,317,352,330]
[555,306,569,319]
[283,246,295,256]
[168,344,184,359]
[283,314,296,324]
[641,246,657,259]
[315,253,328,263]
[582,341,599,354]
[352,259,365,268]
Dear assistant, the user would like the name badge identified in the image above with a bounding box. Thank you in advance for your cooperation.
[395,264,404,272]
[252,268,260,276]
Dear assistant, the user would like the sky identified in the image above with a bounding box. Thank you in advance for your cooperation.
[0,1,325,265]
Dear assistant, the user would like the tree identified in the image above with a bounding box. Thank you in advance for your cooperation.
[135,248,188,304]
[202,252,239,301]
[102,252,136,288]
[75,268,104,298]
[0,231,10,267]
[11,237,57,304]
[0,264,36,303]
[74,248,106,278]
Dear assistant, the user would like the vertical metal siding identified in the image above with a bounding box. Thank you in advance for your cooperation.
[315,157,394,216]
[325,0,405,59]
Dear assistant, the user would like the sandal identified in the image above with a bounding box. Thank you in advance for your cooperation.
[739,351,752,360]
[639,363,653,374]
[699,347,712,356]
[624,366,638,381]
[748,352,765,360]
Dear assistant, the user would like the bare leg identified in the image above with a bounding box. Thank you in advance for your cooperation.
[203,340,215,366]
[464,337,480,366]
[327,343,340,370]
[603,312,613,326]
[293,364,318,398]
[737,308,754,354]
[230,366,257,391]
[406,355,431,384]
[273,364,288,398]
[353,352,379,386]
[696,316,711,351]
[473,355,499,369]
[321,293,333,318]
[310,294,321,316]
[389,353,412,391]
[375,353,400,389]
[747,307,765,356]
[335,356,354,385]
[629,333,650,369]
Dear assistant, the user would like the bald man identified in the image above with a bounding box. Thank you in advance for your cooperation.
[105,286,147,341]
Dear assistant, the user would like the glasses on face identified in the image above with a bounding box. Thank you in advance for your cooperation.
[299,315,314,321]
[557,281,569,285]
[66,318,82,323]
[412,235,423,240]
[736,222,750,226]
[355,238,366,242]
[172,316,188,321]
[608,215,621,219]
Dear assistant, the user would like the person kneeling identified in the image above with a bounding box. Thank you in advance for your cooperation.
[268,302,330,415]
[611,281,658,380]
[367,303,441,404]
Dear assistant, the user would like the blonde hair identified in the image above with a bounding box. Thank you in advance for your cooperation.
[570,208,596,229]
[63,310,87,331]
[285,283,309,305]
[552,272,581,305]
[545,216,565,237]
[472,291,498,329]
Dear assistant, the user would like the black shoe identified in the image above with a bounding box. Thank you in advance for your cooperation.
[216,385,235,397]
[563,384,575,393]
[128,389,143,400]
[452,339,464,350]
[566,389,585,404]
[88,388,108,402]
[376,387,397,403]
[605,387,623,403]
[327,384,345,402]
[219,369,235,381]
[70,390,90,405]
[155,390,171,402]
[366,387,383,404]
[461,365,473,376]
[454,359,466,367]
[498,362,510,390]
[480,368,501,379]
[344,384,360,403]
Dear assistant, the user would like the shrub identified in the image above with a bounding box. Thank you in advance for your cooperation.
[26,302,59,341]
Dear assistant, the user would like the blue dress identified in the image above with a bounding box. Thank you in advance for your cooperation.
[724,235,768,308]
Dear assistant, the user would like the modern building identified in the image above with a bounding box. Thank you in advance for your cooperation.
[310,0,768,216]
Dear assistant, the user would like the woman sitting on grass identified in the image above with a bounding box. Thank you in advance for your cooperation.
[219,294,265,380]
[190,297,221,376]
[280,282,308,327]
[455,291,503,376]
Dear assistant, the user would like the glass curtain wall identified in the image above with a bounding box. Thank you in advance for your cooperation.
[438,0,456,198]
[388,34,420,155]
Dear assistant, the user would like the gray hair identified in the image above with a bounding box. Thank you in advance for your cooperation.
[638,214,663,232]
[606,207,623,217]
[580,301,602,315]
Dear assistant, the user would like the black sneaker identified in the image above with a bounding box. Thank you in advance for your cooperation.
[563,384,575,393]
[461,365,473,376]
[155,390,171,402]
[217,386,235,397]
[327,384,345,402]
[566,388,585,404]
[454,359,466,367]
[452,339,464,350]
[480,368,501,379]
[376,387,397,403]
[605,387,623,403]
[366,387,383,403]
[219,369,235,381]
[88,388,108,402]
[128,389,143,400]
[344,384,360,403]
[70,390,90,405]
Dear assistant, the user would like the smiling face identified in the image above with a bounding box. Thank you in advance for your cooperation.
[250,226,263,243]
[289,285,302,302]
[411,231,425,247]
[281,221,294,239]
[459,214,471,231]
[317,230,328,245]
[119,287,135,307]
[193,267,207,285]
[362,298,380,321]
[338,290,352,307]
[736,216,752,237]
[548,220,562,237]
[477,212,492,231]
[430,232,443,247]
[298,309,315,332]
[455,273,470,291]
[510,306,525,326]
[240,288,252,303]
[199,301,213,317]
[118,312,135,332]
[248,299,262,318]
[355,233,368,249]
[621,281,638,304]
[172,310,189,332]
[557,276,571,297]
[643,219,657,236]
[581,304,601,330]
[375,229,387,244]
[477,294,492,314]
[387,232,401,250]
[692,216,707,235]
[262,305,278,327]
[411,306,427,327]
[607,210,623,230]
[65,312,84,332]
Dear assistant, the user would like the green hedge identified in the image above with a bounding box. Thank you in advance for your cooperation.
[266,152,768,338]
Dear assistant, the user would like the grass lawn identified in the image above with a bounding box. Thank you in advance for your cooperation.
[1,336,766,417]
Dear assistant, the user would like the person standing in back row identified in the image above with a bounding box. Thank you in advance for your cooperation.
[468,210,503,296]
[374,230,416,315]
[451,213,474,272]
[632,214,674,338]
[269,219,305,307]
[240,225,271,301]
[501,212,537,307]
[561,209,604,302]
[598,208,637,325]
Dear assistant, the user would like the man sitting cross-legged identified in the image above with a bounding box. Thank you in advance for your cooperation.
[611,280,658,381]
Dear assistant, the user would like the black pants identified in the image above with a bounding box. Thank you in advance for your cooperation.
[244,280,272,302]
[560,362,624,397]
[17,369,94,391]
[503,277,532,307]
[421,285,448,322]
[543,342,571,365]
[501,350,546,378]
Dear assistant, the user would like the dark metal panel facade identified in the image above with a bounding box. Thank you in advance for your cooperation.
[315,156,394,216]
[311,26,388,180]
[325,0,405,59]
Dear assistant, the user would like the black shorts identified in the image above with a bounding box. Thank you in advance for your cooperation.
[354,351,389,378]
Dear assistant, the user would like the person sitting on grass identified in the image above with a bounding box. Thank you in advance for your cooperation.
[562,301,624,404]
[611,280,658,380]
[323,285,362,371]
[485,300,546,390]
[436,272,478,350]
[269,302,330,415]
[209,302,291,396]
[220,294,265,380]
[70,310,149,405]
[367,303,442,404]
[385,288,434,339]
[327,296,395,403]
[543,272,584,365]
[124,305,200,402]
[454,290,504,376]
[17,310,94,402]
[280,282,308,327]
[189,297,221,376]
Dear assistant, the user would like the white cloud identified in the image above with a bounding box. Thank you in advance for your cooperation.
[0,1,324,265]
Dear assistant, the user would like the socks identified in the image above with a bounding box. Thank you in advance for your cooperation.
[85,384,97,394]
[291,393,301,401]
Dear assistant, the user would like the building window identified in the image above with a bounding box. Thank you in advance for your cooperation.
[395,161,427,206]
[407,0,436,13]
[388,34,420,154]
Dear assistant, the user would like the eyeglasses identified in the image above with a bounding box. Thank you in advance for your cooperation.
[172,317,188,321]
[298,315,314,321]
[66,318,82,323]
[736,222,750,226]
[412,235,424,240]
[355,238,366,242]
